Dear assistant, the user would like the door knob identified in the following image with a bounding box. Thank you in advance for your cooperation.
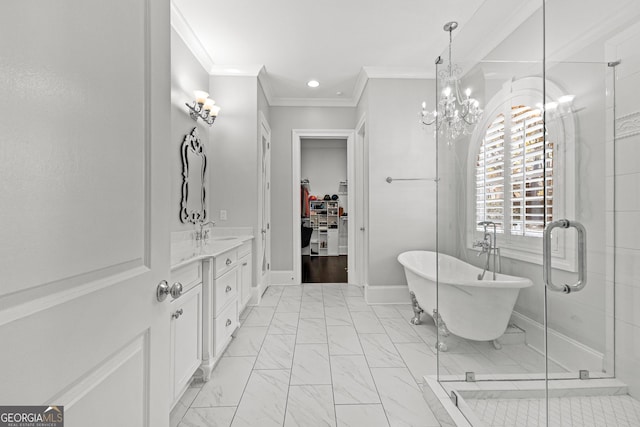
[156,280,170,302]
[170,282,183,298]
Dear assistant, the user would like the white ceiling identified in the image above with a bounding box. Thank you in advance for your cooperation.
[171,0,640,107]
[171,0,495,106]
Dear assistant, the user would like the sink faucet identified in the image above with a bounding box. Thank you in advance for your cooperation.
[196,220,216,242]
[475,221,497,280]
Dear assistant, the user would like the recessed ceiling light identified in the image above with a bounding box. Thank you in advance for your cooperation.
[307,80,320,88]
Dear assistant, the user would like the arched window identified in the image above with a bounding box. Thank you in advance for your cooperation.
[476,105,553,237]
[468,77,576,269]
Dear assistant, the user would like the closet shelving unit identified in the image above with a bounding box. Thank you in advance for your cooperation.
[310,200,339,256]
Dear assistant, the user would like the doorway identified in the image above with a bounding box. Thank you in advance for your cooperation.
[300,139,348,283]
[292,129,356,285]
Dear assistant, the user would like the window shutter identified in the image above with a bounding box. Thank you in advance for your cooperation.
[509,105,553,237]
[476,114,505,232]
[476,105,553,237]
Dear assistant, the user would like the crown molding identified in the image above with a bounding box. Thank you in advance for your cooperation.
[257,67,276,106]
[170,1,214,72]
[210,64,264,77]
[362,66,431,79]
[352,68,370,108]
[268,67,435,108]
[268,97,357,108]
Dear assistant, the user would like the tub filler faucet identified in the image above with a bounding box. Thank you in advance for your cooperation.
[474,221,500,280]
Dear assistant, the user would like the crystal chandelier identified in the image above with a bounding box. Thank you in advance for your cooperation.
[421,21,482,143]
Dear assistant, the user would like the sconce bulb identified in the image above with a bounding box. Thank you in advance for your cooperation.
[465,88,471,98]
[203,98,216,111]
[209,105,221,117]
[443,87,451,97]
[193,90,209,105]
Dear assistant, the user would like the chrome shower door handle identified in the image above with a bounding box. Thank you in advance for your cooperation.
[543,219,587,294]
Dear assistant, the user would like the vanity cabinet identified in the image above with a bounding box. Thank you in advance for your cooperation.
[200,240,252,380]
[238,241,253,313]
[169,263,203,408]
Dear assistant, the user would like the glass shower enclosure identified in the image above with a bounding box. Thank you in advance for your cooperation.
[432,0,640,424]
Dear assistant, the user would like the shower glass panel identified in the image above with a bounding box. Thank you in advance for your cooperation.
[433,0,634,424]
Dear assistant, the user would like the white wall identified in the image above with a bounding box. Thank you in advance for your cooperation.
[365,78,436,287]
[171,28,211,232]
[270,107,357,271]
[608,21,640,399]
[208,76,259,228]
[301,139,347,200]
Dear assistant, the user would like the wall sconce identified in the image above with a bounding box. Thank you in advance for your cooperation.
[186,90,220,126]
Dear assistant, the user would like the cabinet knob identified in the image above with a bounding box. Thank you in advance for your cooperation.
[225,285,232,293]
[170,282,183,298]
[226,258,232,266]
[242,262,248,266]
[172,309,184,319]
[225,319,232,327]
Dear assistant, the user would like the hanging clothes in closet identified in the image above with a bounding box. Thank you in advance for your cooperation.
[301,179,310,218]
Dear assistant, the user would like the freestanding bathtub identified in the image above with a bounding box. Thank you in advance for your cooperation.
[397,251,533,350]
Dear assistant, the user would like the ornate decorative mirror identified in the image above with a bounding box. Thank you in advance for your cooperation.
[180,127,207,223]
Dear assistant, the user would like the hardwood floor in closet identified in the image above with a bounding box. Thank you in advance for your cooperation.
[301,255,348,283]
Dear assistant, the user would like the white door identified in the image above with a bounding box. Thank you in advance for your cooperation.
[258,116,272,293]
[0,2,172,426]
[355,119,369,286]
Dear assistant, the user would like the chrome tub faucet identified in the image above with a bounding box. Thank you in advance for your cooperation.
[475,221,498,280]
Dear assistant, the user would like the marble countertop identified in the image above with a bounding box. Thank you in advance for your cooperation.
[171,235,253,270]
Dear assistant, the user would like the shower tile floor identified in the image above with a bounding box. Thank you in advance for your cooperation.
[466,394,640,426]
[169,284,587,427]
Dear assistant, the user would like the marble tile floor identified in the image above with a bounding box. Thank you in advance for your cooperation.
[170,284,566,427]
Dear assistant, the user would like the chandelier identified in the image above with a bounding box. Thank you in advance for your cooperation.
[421,21,482,143]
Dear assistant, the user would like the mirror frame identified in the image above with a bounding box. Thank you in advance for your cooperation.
[180,127,207,224]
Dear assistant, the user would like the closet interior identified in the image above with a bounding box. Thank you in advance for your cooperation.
[300,139,348,283]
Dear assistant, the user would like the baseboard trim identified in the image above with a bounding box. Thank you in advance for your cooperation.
[510,311,604,373]
[365,284,410,305]
[270,271,297,285]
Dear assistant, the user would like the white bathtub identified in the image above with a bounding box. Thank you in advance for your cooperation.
[397,251,533,344]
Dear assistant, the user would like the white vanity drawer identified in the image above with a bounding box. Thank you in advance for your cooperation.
[237,240,251,258]
[213,249,237,278]
[214,301,238,355]
[213,268,237,317]
[170,261,202,296]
